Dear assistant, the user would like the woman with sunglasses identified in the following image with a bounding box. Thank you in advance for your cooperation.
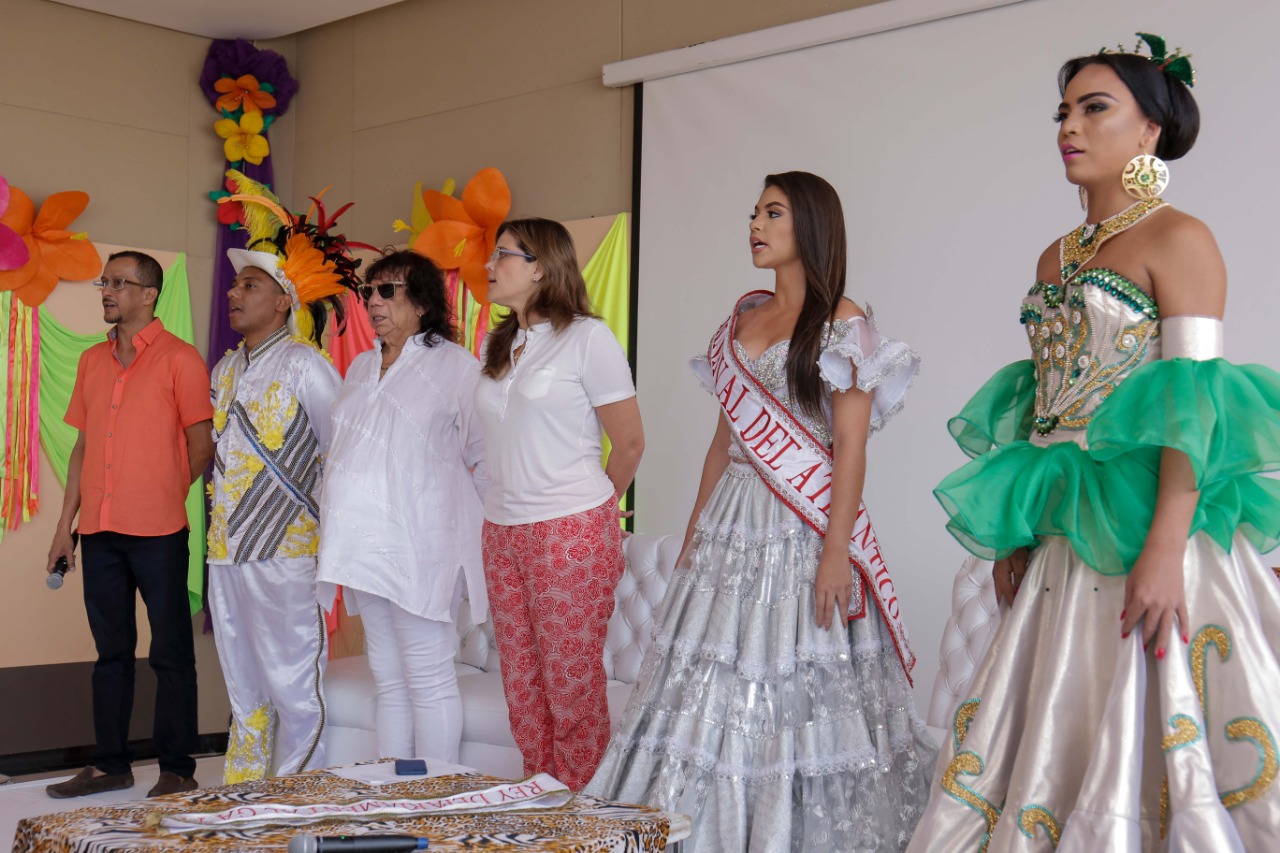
[317,249,487,765]
[475,218,644,790]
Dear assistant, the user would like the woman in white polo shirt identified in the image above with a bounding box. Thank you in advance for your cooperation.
[475,218,644,791]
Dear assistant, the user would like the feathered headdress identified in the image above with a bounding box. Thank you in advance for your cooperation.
[221,169,376,344]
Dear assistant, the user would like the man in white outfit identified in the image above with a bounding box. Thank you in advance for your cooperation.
[206,247,342,781]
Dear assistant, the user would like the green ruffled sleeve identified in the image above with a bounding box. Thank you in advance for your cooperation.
[947,360,1036,458]
[935,357,1280,575]
[1088,358,1280,557]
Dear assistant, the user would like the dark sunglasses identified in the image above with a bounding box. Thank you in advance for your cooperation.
[357,281,408,302]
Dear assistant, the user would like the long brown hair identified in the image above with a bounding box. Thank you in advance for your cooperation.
[481,218,597,379]
[764,172,848,419]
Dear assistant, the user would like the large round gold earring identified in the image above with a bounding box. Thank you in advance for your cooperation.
[1122,154,1169,199]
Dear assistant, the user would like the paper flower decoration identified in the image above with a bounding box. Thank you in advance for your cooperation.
[200,39,297,118]
[208,177,246,227]
[0,177,30,271]
[411,168,510,304]
[215,112,270,165]
[0,187,101,306]
[215,74,277,115]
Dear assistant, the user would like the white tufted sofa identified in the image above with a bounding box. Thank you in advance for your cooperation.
[323,533,682,778]
[926,555,1003,729]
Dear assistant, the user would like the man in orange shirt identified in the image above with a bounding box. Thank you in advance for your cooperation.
[44,251,214,799]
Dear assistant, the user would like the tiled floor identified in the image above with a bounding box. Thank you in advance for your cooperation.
[1,755,226,848]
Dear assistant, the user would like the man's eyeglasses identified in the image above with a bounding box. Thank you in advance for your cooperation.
[357,281,408,302]
[92,277,153,292]
[489,248,536,265]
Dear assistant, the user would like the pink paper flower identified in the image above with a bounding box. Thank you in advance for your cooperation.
[0,176,30,271]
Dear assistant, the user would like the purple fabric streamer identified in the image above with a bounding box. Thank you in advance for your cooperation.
[199,39,298,115]
[201,35,297,367]
[200,40,297,624]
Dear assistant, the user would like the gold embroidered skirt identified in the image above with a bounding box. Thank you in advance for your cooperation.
[907,533,1280,852]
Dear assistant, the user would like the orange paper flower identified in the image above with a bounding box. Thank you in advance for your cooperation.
[0,187,101,306]
[411,168,511,304]
[215,112,270,165]
[215,74,277,115]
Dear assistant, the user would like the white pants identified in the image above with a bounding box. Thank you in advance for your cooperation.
[349,588,462,763]
[209,557,327,782]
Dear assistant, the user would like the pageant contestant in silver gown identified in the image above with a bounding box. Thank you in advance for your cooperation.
[910,37,1280,852]
[587,172,937,851]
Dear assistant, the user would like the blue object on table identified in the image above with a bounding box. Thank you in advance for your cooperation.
[393,759,428,776]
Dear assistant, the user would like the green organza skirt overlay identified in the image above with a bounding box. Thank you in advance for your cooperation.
[935,357,1280,575]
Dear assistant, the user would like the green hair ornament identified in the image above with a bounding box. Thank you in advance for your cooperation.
[1102,32,1195,88]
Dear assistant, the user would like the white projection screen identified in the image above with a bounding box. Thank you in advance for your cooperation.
[628,0,1280,708]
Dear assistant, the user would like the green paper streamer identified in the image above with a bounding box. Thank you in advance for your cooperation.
[581,214,632,513]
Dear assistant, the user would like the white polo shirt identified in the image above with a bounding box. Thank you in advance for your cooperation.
[475,316,635,525]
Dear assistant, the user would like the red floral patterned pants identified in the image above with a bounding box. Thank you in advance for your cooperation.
[482,499,624,791]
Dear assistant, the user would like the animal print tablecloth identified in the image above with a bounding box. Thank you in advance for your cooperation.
[13,770,670,852]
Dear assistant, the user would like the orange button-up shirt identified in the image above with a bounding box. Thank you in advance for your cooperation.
[65,318,213,536]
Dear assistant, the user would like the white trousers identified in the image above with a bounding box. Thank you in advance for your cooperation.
[209,557,327,782]
[349,588,462,764]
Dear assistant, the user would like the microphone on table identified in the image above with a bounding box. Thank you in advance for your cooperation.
[47,531,79,590]
[287,835,428,853]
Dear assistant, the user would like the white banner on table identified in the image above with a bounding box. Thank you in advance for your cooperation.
[324,760,476,786]
[156,774,573,832]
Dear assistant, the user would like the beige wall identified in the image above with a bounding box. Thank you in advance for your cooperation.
[288,0,886,240]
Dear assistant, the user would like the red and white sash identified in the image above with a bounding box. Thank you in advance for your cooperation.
[705,292,915,680]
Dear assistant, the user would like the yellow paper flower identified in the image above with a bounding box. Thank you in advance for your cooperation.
[215,112,270,165]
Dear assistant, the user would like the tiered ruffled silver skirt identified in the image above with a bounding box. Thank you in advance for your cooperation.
[586,460,937,852]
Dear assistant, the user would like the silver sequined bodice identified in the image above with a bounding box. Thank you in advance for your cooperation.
[728,318,852,454]
[1021,268,1161,446]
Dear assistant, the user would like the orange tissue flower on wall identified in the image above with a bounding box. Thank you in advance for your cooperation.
[215,74,277,115]
[0,187,101,307]
[412,168,511,305]
[215,112,270,165]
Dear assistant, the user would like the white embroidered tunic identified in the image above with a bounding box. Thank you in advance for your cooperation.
[208,325,341,564]
[317,335,489,623]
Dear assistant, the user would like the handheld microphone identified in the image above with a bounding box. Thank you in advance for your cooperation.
[47,556,69,590]
[47,530,78,590]
[287,835,428,853]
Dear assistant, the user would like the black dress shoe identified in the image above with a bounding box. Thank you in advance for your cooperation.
[46,766,134,799]
[147,771,199,797]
